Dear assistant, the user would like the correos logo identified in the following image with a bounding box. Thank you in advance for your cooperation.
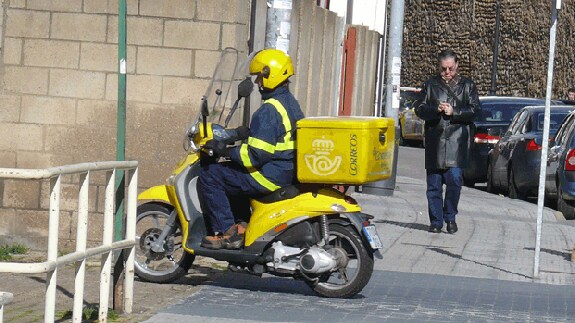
[304,136,342,176]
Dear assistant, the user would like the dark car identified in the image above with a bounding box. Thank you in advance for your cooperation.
[545,110,575,219]
[487,105,574,199]
[463,96,551,186]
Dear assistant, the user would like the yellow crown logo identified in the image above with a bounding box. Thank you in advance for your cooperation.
[311,137,334,155]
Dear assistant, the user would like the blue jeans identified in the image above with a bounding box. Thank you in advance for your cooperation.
[426,167,463,228]
[198,162,268,233]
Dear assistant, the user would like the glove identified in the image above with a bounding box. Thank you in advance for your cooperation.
[204,139,230,157]
[235,126,250,141]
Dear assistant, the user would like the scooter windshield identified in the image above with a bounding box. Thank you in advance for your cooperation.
[198,47,252,126]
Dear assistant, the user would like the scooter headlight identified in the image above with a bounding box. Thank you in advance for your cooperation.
[183,123,200,151]
[188,123,199,136]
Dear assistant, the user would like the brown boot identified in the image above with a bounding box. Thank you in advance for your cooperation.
[201,234,226,249]
[222,222,247,250]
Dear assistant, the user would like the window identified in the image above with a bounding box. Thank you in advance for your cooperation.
[509,110,529,135]
[479,103,527,123]
[534,112,571,135]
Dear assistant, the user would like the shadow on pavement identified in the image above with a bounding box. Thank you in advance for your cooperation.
[204,271,368,299]
[207,272,317,296]
[426,246,532,279]
[524,247,572,261]
[374,219,430,232]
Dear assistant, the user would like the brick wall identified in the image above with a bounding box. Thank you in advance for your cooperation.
[0,0,250,249]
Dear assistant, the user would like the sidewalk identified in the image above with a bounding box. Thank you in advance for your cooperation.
[1,175,575,322]
[359,175,575,285]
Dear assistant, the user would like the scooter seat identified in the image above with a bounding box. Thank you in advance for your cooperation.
[254,185,301,203]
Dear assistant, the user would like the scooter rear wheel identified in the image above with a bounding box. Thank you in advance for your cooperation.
[135,202,195,283]
[309,222,374,298]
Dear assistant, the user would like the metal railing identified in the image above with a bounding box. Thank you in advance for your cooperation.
[0,292,13,322]
[0,161,138,323]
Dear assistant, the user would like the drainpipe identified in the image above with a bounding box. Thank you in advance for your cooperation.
[265,0,292,53]
[346,0,354,24]
[113,0,127,313]
[361,0,405,197]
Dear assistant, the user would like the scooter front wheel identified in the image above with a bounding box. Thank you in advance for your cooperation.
[309,222,374,298]
[135,202,195,283]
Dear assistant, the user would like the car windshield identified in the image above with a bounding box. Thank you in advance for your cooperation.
[399,90,423,112]
[534,112,570,135]
[479,102,536,123]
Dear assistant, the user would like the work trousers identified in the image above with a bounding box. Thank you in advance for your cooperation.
[426,167,463,229]
[198,162,268,233]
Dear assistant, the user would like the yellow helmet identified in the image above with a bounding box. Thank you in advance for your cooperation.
[249,49,294,90]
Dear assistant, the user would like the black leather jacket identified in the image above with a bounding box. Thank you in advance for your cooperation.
[414,75,481,170]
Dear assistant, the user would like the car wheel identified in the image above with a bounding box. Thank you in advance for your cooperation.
[508,168,525,200]
[557,186,575,220]
[486,162,497,194]
[399,126,406,146]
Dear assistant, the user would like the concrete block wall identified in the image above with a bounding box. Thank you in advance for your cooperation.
[289,0,346,117]
[0,0,250,249]
[289,0,380,117]
[349,25,380,117]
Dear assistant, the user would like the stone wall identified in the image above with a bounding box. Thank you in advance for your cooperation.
[0,0,250,249]
[402,0,575,98]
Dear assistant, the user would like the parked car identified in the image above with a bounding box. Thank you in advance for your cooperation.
[487,105,574,199]
[545,110,575,218]
[463,96,552,186]
[398,87,424,147]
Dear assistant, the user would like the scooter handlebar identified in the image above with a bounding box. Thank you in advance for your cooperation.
[223,126,249,144]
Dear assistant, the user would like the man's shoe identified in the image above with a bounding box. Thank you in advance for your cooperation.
[428,226,442,233]
[223,222,247,250]
[201,234,226,249]
[447,221,458,234]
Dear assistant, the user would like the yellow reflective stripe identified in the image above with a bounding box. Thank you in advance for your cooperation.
[275,141,294,151]
[239,98,296,192]
[249,171,281,191]
[264,98,293,147]
[248,137,275,154]
[239,143,281,191]
[239,144,252,167]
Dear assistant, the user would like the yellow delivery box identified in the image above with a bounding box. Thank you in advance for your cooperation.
[296,117,395,184]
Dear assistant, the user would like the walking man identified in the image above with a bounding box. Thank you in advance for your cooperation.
[415,49,481,234]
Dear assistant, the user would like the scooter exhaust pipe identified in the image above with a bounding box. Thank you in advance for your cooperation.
[299,247,338,274]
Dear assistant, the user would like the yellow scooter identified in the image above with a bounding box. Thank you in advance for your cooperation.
[135,48,384,298]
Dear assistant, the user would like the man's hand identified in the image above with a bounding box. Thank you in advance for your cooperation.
[439,102,453,116]
[204,139,230,157]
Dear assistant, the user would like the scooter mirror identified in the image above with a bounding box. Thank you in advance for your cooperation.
[237,77,254,98]
[201,98,209,137]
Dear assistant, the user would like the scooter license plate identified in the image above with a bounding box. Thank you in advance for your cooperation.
[362,225,383,249]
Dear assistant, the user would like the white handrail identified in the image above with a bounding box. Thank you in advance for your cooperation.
[0,292,13,323]
[0,161,138,323]
[0,161,138,179]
